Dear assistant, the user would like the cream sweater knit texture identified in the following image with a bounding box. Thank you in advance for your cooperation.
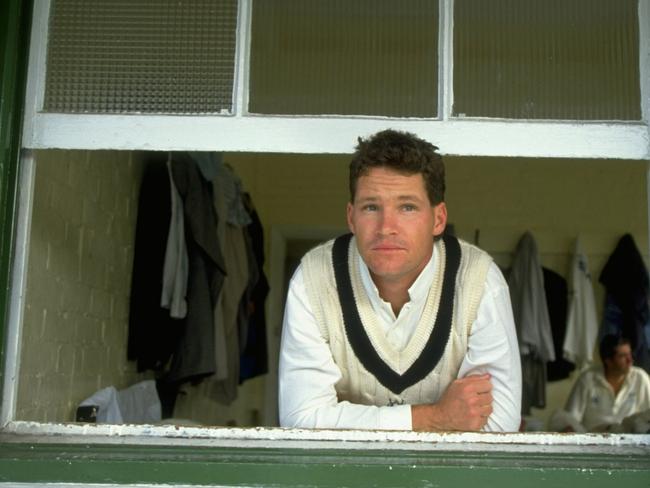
[301,235,492,407]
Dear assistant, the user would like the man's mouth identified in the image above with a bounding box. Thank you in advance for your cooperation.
[371,242,405,252]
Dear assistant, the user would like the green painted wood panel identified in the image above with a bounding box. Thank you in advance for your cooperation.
[1,440,649,487]
[0,0,30,398]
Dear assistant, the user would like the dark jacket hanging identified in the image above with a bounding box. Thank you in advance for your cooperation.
[166,153,227,384]
[543,267,575,381]
[599,233,650,373]
[239,194,269,383]
[128,158,184,372]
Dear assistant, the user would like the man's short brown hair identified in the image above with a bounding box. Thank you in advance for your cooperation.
[349,129,445,206]
[599,334,631,363]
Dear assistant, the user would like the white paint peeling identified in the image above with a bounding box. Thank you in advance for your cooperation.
[1,421,648,455]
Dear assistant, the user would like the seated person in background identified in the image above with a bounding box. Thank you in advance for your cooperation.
[550,334,650,433]
[278,129,522,432]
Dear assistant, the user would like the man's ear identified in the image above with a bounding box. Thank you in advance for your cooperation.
[346,202,355,234]
[432,202,447,237]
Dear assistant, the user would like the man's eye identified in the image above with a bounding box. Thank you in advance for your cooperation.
[362,204,378,212]
[402,204,417,211]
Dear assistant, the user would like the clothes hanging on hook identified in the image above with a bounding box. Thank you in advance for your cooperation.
[507,231,555,414]
[543,267,575,382]
[128,152,270,416]
[599,233,650,373]
[166,152,227,385]
[562,237,599,369]
[128,156,184,373]
[508,232,555,362]
[160,153,189,319]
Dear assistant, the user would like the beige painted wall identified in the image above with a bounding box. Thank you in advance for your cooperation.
[16,149,648,430]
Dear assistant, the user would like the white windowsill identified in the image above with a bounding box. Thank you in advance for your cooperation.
[1,420,649,455]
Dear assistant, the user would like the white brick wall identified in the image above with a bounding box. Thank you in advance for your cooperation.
[17,150,147,422]
[17,150,267,427]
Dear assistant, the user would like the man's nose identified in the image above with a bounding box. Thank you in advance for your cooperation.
[378,209,398,235]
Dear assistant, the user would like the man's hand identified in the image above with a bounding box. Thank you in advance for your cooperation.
[411,374,493,432]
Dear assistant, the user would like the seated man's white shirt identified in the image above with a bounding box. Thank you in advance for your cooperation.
[559,365,650,432]
[279,243,522,431]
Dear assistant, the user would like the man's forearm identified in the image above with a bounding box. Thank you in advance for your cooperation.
[411,404,446,431]
[281,401,412,431]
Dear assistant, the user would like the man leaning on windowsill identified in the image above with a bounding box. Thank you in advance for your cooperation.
[278,129,522,432]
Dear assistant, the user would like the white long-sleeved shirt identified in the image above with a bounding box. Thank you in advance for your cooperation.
[557,365,650,432]
[279,243,522,431]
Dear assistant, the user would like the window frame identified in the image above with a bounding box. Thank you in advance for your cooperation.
[19,0,650,159]
[2,0,650,471]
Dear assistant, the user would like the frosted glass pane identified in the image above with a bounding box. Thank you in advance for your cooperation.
[249,0,439,117]
[454,0,640,120]
[44,0,237,114]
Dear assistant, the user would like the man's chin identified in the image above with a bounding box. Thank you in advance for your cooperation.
[367,263,411,282]
[368,266,397,277]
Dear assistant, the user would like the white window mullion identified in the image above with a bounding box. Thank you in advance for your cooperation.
[438,0,454,120]
[233,0,253,117]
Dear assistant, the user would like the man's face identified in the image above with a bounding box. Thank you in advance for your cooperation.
[605,344,633,376]
[347,167,447,291]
